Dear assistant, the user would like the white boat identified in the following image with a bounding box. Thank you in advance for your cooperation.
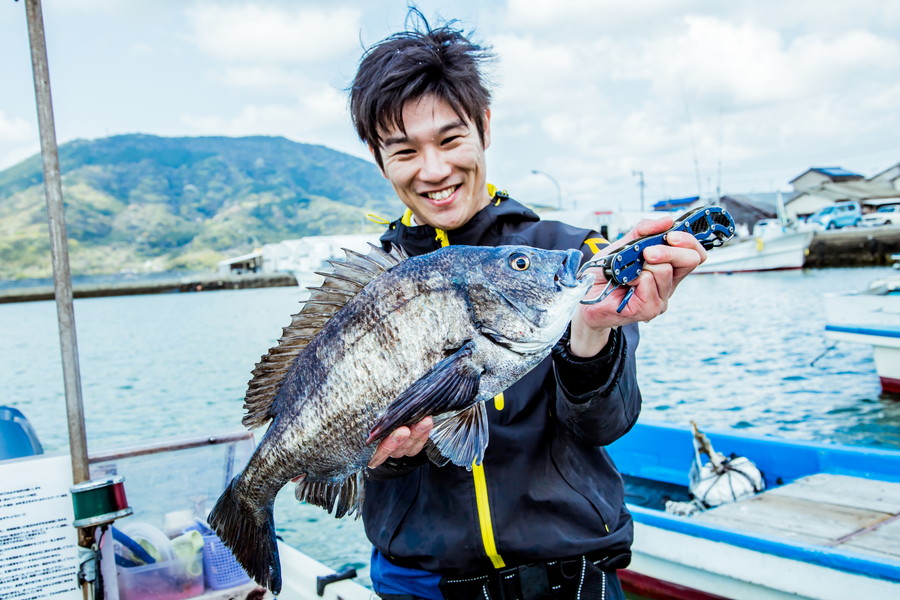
[824,276,900,393]
[608,421,900,600]
[0,419,375,600]
[693,229,813,274]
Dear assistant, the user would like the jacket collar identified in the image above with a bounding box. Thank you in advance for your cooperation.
[380,193,540,256]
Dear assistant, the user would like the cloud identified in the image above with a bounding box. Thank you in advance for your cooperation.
[185,3,362,63]
[0,111,31,143]
[179,83,365,158]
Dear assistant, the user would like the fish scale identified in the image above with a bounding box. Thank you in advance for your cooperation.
[208,243,593,593]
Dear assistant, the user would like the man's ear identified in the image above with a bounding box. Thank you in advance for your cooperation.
[369,145,388,178]
[483,109,492,151]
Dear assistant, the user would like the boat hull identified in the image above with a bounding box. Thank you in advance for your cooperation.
[628,515,900,600]
[607,422,900,600]
[694,231,812,274]
[824,281,900,393]
[824,325,900,393]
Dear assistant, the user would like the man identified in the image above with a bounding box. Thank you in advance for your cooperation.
[349,16,706,600]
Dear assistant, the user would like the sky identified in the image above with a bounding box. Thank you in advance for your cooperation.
[2,0,899,212]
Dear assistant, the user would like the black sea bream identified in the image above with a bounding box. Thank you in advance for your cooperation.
[208,244,593,592]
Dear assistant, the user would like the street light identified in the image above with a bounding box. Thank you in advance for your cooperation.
[531,169,562,210]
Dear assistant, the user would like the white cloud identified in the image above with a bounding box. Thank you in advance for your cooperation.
[179,84,365,158]
[0,111,31,142]
[185,3,362,63]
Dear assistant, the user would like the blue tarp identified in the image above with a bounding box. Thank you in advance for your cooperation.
[652,196,699,211]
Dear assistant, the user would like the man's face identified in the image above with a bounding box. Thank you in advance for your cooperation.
[374,94,492,231]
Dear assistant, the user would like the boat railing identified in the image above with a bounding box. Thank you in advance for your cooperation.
[88,430,258,600]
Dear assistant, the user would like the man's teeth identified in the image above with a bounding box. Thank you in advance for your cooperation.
[426,186,457,200]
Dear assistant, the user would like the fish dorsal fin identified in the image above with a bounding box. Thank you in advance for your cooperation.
[241,243,407,429]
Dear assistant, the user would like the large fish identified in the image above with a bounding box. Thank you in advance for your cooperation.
[208,243,593,592]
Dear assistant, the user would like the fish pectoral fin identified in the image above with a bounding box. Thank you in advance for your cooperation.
[429,402,489,469]
[423,439,451,467]
[367,341,482,444]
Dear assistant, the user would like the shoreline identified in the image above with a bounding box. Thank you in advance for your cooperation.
[0,272,297,304]
[1,227,897,304]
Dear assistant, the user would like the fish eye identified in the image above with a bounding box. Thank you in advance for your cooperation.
[509,253,530,271]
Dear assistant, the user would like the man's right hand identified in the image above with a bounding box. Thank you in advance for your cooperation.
[368,417,434,468]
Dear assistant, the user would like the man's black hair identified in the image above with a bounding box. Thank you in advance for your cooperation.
[350,10,494,169]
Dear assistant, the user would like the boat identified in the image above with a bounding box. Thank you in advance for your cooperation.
[692,229,813,274]
[608,421,900,600]
[695,191,812,274]
[0,411,375,600]
[823,276,900,393]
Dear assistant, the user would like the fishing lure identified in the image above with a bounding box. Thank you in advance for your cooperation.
[579,206,736,312]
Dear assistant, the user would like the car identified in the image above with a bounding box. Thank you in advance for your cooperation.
[858,204,900,228]
[806,201,862,230]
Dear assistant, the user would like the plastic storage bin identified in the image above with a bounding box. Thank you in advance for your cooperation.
[117,553,204,600]
[202,533,251,589]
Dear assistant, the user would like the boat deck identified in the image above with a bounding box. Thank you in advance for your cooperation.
[693,473,900,563]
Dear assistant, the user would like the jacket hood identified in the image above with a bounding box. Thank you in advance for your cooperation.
[380,193,540,256]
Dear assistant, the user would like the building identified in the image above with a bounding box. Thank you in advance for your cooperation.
[789,167,864,192]
[218,233,381,277]
[869,162,900,192]
[785,166,900,220]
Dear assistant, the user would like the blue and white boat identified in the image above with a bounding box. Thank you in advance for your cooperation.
[609,421,900,600]
[823,275,900,394]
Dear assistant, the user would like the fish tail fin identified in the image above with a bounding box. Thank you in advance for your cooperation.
[208,477,282,593]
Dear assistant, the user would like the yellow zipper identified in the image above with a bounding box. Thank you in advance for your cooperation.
[419,197,506,569]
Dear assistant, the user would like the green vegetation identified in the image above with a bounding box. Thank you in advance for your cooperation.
[0,134,402,279]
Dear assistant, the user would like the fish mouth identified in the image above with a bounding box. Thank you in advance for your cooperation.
[556,249,593,289]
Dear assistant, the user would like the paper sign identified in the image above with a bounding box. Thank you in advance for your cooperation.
[0,454,80,600]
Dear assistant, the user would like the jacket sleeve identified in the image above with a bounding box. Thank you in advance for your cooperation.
[366,452,429,481]
[551,322,642,446]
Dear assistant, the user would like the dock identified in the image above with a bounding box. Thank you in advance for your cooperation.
[806,226,900,268]
[0,272,297,304]
[0,227,897,304]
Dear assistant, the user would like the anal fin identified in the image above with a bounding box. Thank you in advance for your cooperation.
[294,471,365,519]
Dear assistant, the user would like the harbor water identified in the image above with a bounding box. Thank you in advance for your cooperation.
[2,265,899,579]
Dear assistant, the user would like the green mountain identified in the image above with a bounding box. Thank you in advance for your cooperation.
[0,134,403,279]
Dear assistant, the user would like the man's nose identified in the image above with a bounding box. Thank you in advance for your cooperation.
[418,147,452,181]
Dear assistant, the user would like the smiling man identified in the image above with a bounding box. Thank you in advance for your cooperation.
[349,14,705,600]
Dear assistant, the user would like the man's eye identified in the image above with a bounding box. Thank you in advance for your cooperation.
[441,135,460,145]
[393,149,415,156]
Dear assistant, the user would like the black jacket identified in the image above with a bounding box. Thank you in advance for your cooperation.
[363,194,641,576]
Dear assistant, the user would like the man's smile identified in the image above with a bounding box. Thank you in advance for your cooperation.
[423,185,460,203]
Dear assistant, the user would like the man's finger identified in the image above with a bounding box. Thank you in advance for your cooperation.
[368,427,410,468]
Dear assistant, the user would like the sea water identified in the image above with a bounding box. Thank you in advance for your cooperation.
[2,265,898,577]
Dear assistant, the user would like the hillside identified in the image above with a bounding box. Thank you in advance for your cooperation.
[0,134,402,279]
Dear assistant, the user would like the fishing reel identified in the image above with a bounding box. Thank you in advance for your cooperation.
[578,205,736,312]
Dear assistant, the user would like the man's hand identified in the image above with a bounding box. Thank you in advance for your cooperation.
[368,417,434,468]
[569,216,707,357]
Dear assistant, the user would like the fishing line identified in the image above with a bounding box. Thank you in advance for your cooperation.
[810,342,838,367]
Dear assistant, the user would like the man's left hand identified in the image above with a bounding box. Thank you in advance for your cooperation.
[569,216,707,357]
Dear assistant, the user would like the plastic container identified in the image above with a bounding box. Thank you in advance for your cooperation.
[117,553,204,600]
[202,533,251,590]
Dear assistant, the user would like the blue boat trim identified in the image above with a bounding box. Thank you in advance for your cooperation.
[609,421,900,585]
[629,506,900,583]
[825,324,900,338]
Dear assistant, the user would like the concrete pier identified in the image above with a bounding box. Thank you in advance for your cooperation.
[805,226,900,268]
[0,272,297,304]
[1,227,897,304]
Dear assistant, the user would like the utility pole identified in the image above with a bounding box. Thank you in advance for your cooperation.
[632,170,645,212]
[531,169,562,210]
